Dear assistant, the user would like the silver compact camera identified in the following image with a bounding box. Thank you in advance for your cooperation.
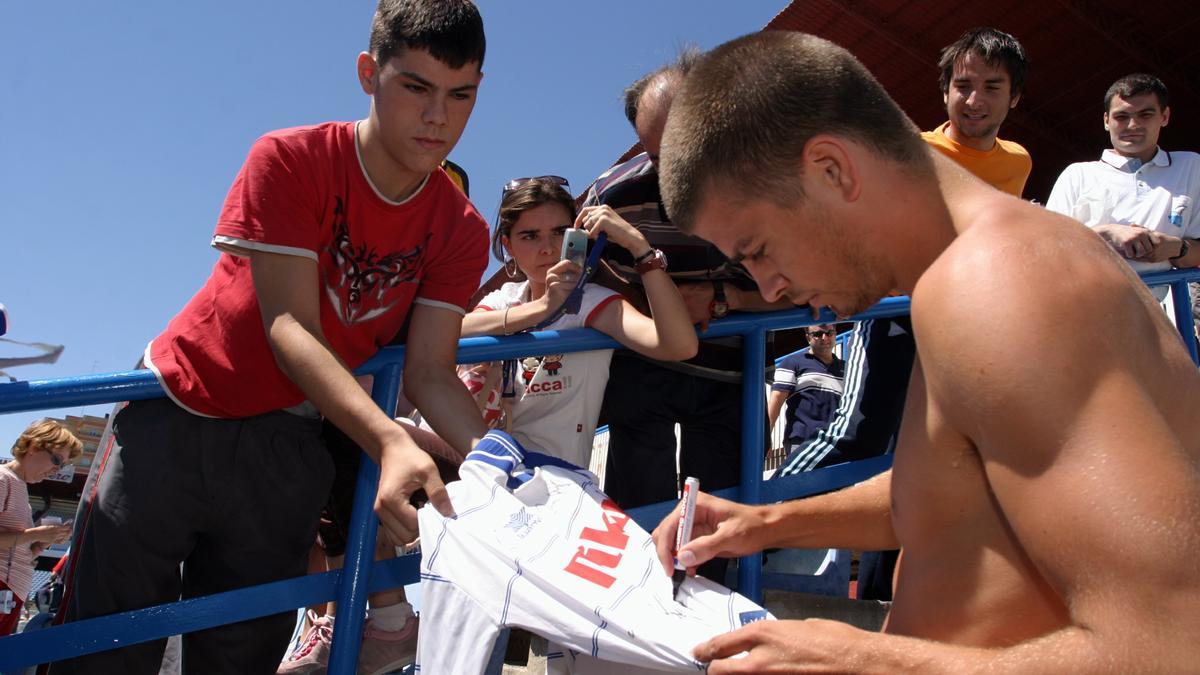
[0,588,15,614]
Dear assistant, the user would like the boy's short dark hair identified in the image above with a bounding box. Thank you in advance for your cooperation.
[369,0,485,69]
[1104,73,1169,113]
[937,27,1029,98]
[660,31,930,233]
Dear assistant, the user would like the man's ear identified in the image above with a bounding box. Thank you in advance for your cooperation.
[1162,106,1171,128]
[805,135,861,203]
[1009,92,1021,110]
[357,52,380,95]
[1103,112,1110,132]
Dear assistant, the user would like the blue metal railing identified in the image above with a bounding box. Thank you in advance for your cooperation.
[1,268,1197,672]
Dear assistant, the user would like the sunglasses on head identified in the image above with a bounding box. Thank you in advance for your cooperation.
[501,175,570,196]
[808,329,834,338]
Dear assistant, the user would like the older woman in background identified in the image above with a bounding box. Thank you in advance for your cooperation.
[1,419,81,636]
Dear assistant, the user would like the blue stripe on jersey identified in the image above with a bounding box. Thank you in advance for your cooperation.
[610,557,654,611]
[418,573,452,584]
[563,485,589,539]
[469,450,519,473]
[427,482,501,569]
[526,534,560,565]
[485,430,526,460]
[425,519,453,570]
[591,608,608,658]
[465,430,526,473]
[456,482,502,519]
[500,560,523,625]
[523,451,584,472]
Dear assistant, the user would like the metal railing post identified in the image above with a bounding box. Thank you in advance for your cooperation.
[736,326,767,603]
[327,363,403,675]
[1170,279,1199,365]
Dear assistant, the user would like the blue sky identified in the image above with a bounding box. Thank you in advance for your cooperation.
[0,0,783,455]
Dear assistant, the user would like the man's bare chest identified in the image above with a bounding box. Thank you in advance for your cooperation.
[889,369,998,546]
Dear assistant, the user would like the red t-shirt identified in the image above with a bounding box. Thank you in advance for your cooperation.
[146,122,488,418]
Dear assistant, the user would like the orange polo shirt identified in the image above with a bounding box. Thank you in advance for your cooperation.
[921,121,1032,197]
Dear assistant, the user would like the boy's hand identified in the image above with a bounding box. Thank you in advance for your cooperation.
[374,432,454,544]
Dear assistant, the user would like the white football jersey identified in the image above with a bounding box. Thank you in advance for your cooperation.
[415,430,773,674]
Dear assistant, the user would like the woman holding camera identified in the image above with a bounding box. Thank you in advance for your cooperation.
[1,419,81,636]
[460,175,697,468]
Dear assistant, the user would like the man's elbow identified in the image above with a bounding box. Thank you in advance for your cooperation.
[262,314,308,373]
[402,361,455,403]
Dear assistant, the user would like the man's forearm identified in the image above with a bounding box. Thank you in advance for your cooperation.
[761,470,898,550]
[866,623,1186,675]
[774,621,1115,675]
[404,363,486,456]
[267,316,404,462]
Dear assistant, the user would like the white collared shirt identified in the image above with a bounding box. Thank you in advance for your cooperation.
[1047,147,1200,276]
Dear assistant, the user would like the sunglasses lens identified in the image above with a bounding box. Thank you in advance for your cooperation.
[502,175,570,194]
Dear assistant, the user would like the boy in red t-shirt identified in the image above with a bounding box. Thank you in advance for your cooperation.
[54,2,490,672]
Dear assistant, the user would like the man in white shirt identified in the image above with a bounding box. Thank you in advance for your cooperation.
[1047,73,1200,274]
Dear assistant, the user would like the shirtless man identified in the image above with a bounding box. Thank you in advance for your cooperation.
[650,31,1200,672]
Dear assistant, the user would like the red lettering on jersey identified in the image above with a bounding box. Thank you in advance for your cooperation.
[579,500,630,551]
[564,499,632,588]
[564,546,621,588]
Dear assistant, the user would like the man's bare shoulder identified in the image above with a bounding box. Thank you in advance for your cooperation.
[909,198,1168,404]
[914,199,1142,326]
[910,195,1200,428]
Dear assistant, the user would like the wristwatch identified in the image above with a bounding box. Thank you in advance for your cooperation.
[709,280,730,320]
[1170,238,1191,267]
[634,248,667,275]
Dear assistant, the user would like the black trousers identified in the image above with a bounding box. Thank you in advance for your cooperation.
[53,398,333,675]
[601,352,744,509]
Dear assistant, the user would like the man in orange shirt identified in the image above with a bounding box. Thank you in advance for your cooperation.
[921,27,1031,197]
[779,28,1035,604]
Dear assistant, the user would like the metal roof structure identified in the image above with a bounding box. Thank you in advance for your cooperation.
[761,0,1200,201]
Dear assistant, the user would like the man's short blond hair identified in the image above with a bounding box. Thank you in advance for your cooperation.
[659,31,931,232]
[11,419,84,462]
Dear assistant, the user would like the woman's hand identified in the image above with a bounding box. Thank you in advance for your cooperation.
[26,523,72,547]
[543,259,582,315]
[576,205,652,258]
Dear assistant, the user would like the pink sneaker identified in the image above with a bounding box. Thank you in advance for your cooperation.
[357,615,419,675]
[277,610,334,674]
